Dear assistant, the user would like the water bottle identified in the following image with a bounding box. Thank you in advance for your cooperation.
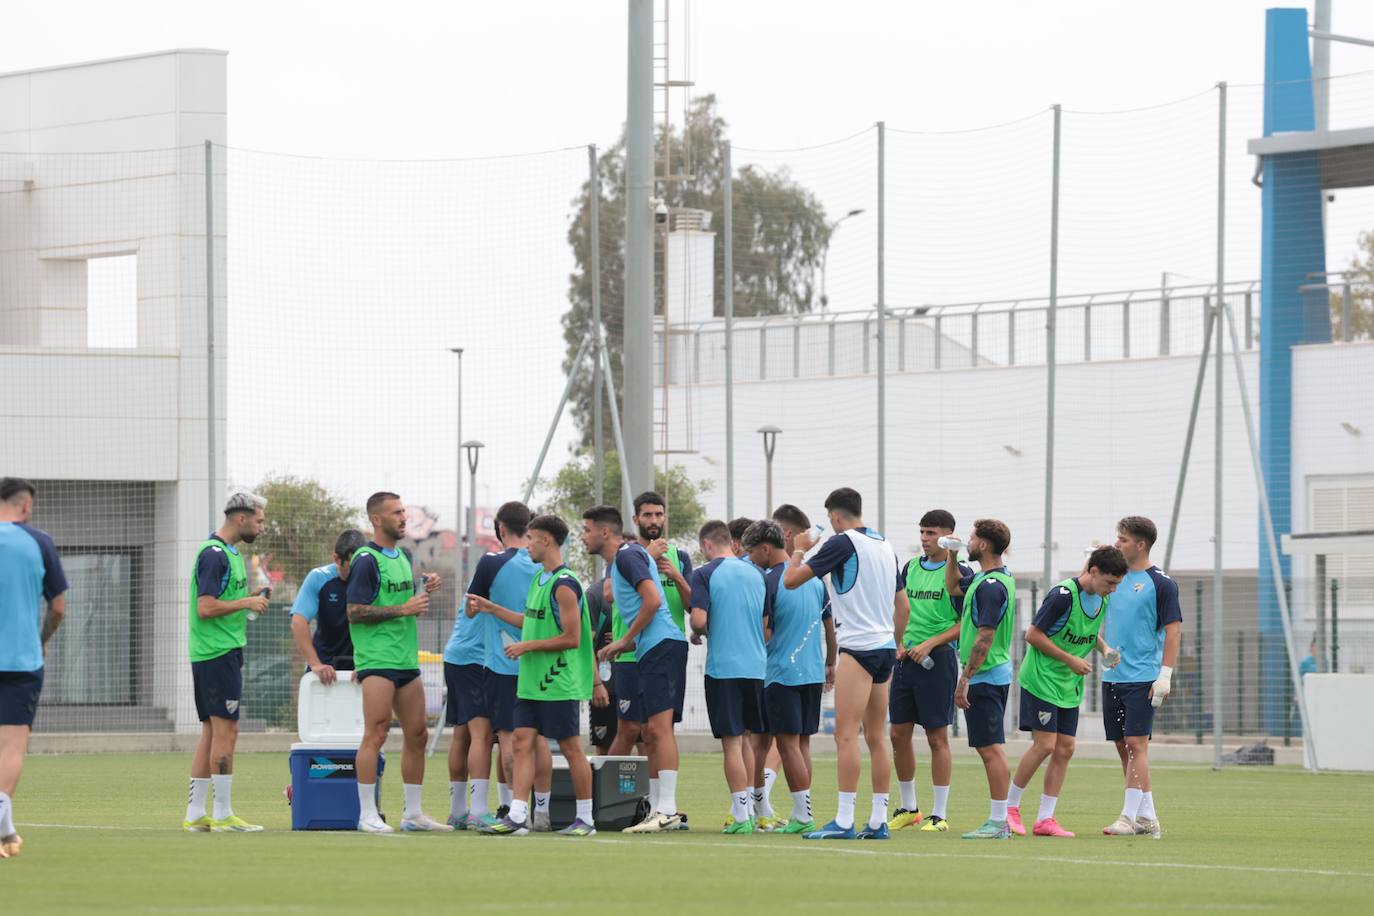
[597,660,613,683]
[919,655,935,671]
[937,535,963,552]
[247,587,270,622]
[1104,646,1122,668]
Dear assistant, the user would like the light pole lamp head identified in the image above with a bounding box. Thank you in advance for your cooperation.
[462,439,485,474]
[757,425,782,461]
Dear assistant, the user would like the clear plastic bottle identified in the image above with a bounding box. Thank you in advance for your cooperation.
[247,586,270,622]
[937,536,963,552]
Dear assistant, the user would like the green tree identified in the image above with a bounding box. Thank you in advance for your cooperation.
[254,474,360,587]
[536,451,712,579]
[1331,230,1374,340]
[563,94,833,452]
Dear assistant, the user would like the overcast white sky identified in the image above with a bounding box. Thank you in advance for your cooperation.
[5,1,1372,528]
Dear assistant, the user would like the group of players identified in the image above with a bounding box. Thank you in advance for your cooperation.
[0,475,1181,856]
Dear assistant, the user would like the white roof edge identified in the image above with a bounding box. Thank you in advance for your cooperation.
[0,49,228,80]
[1281,530,1374,555]
[1247,126,1374,156]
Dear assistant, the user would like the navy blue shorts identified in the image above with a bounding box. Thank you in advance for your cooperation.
[965,682,1009,748]
[1018,686,1080,737]
[840,646,896,684]
[1102,680,1155,740]
[513,697,580,741]
[704,676,765,738]
[485,672,519,732]
[889,643,957,729]
[764,682,822,736]
[444,662,488,726]
[637,639,688,723]
[356,668,421,689]
[192,648,243,722]
[612,661,643,723]
[0,669,44,728]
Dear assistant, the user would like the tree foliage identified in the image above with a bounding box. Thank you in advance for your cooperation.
[1331,230,1374,340]
[563,94,832,452]
[254,474,360,587]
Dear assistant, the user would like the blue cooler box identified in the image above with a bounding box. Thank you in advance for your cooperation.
[289,671,383,831]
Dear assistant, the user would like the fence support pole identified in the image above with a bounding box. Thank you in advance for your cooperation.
[876,121,887,533]
[1194,580,1204,744]
[1042,105,1061,591]
[724,140,735,519]
[590,145,605,532]
[1212,82,1227,769]
[1330,578,1339,672]
[204,140,217,529]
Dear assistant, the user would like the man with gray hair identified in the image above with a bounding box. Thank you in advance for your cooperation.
[183,490,269,832]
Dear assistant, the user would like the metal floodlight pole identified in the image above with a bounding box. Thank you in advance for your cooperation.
[876,121,887,534]
[820,208,864,310]
[1219,299,1318,771]
[1042,105,1061,590]
[589,145,606,514]
[463,441,484,585]
[724,140,736,519]
[598,325,637,518]
[1212,82,1226,769]
[449,348,465,590]
[758,425,781,516]
[204,140,217,529]
[623,0,655,498]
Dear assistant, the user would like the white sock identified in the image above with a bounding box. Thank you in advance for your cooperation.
[497,782,513,808]
[752,786,774,818]
[762,768,778,804]
[1139,791,1156,819]
[658,770,678,815]
[649,777,660,812]
[357,783,379,821]
[731,791,750,821]
[470,778,490,816]
[869,793,890,830]
[575,798,593,824]
[185,777,210,822]
[0,792,14,837]
[403,783,424,820]
[509,798,529,824]
[836,790,857,830]
[1121,787,1144,820]
[791,789,811,822]
[932,785,950,820]
[898,779,918,811]
[1037,794,1058,822]
[1007,782,1026,808]
[990,798,1009,822]
[211,774,233,820]
[449,781,468,820]
[534,791,551,815]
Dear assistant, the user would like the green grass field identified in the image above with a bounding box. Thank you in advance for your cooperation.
[3,751,1372,913]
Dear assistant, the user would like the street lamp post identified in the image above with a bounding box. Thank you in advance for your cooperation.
[820,208,865,311]
[462,440,485,589]
[758,425,781,516]
[449,347,465,591]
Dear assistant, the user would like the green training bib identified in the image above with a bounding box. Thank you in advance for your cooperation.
[348,545,419,671]
[1019,578,1107,708]
[958,569,1016,675]
[517,566,594,702]
[188,538,249,662]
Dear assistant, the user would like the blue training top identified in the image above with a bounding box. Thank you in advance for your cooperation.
[611,542,684,658]
[0,522,68,672]
[690,556,766,681]
[762,562,829,687]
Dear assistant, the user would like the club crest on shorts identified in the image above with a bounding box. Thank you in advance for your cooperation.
[1038,710,1051,726]
[225,699,239,715]
[618,698,631,715]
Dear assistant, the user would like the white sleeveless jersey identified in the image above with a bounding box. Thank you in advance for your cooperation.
[824,528,899,651]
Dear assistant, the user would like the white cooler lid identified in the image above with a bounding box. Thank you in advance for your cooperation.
[297,670,366,744]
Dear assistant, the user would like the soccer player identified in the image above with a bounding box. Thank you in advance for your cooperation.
[889,509,971,834]
[1101,516,1182,839]
[0,478,67,859]
[1007,545,1126,837]
[786,487,897,840]
[460,502,554,828]
[688,520,767,834]
[183,490,269,833]
[743,519,834,835]
[946,518,1016,840]
[727,517,754,558]
[346,491,450,834]
[586,566,619,755]
[771,504,812,556]
[635,491,693,634]
[474,515,607,836]
[595,505,691,833]
[584,510,646,759]
[290,528,367,683]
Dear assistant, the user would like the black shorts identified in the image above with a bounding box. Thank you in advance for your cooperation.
[512,697,580,741]
[356,667,421,689]
[192,648,243,722]
[485,672,519,732]
[764,682,822,736]
[840,646,896,684]
[589,668,619,746]
[1102,681,1155,740]
[704,676,765,738]
[1018,686,1080,737]
[612,661,643,723]
[637,639,688,723]
[0,669,44,728]
[965,682,1009,748]
[444,662,488,726]
[889,643,957,730]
